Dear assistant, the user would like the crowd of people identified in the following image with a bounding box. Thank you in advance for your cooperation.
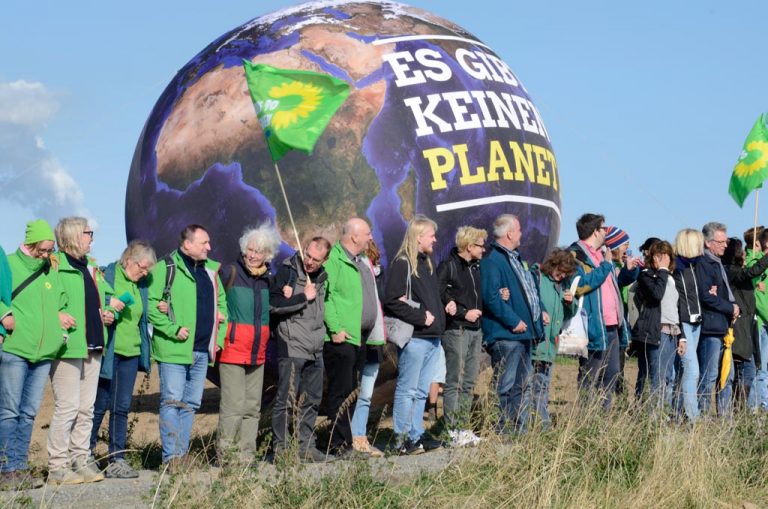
[0,212,765,490]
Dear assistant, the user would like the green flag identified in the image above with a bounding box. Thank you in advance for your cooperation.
[243,61,351,161]
[729,113,768,207]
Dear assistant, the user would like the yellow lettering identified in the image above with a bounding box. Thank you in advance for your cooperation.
[532,145,551,187]
[547,149,559,192]
[486,140,513,182]
[456,144,486,185]
[510,142,535,182]
[423,147,455,190]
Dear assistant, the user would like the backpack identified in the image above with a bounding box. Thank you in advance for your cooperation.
[161,255,176,322]
[626,281,642,329]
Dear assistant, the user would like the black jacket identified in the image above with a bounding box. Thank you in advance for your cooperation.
[724,254,768,362]
[437,248,482,330]
[673,257,703,325]
[632,268,683,346]
[384,253,446,339]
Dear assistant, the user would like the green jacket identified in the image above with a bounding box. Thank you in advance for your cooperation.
[111,264,145,357]
[323,242,384,347]
[0,249,67,362]
[56,253,114,359]
[747,249,768,327]
[532,269,577,364]
[148,250,227,365]
[0,246,11,339]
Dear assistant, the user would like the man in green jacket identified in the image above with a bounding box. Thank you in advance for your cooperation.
[323,217,382,454]
[0,246,11,342]
[0,220,71,489]
[148,224,227,468]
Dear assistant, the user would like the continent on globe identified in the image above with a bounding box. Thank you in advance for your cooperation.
[126,0,561,270]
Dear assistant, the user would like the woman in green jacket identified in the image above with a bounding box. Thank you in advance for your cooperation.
[0,220,70,489]
[48,217,115,485]
[89,240,156,479]
[531,249,577,429]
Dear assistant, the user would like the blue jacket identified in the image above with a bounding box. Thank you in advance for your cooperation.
[480,242,544,345]
[696,251,736,337]
[99,263,152,380]
[569,242,634,350]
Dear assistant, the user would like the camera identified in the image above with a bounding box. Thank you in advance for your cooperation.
[689,313,702,323]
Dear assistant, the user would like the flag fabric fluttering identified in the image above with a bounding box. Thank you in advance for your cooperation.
[729,113,768,207]
[242,61,351,161]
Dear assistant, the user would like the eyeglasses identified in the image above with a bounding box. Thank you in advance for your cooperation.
[83,231,94,238]
[304,253,325,264]
[135,261,152,273]
[35,247,55,255]
[711,239,727,245]
[473,243,486,249]
[598,226,607,231]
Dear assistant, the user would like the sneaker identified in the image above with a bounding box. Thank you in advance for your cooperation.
[72,456,104,483]
[105,459,139,479]
[397,439,425,456]
[301,448,333,464]
[419,435,444,451]
[47,467,84,485]
[351,436,384,458]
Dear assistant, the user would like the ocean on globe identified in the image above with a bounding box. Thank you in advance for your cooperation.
[125,0,561,268]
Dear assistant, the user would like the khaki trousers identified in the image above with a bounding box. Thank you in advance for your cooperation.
[217,363,264,459]
[47,351,102,470]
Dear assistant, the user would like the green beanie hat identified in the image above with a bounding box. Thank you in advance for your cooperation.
[24,219,55,245]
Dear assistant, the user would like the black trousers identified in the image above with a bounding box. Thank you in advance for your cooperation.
[271,356,324,453]
[323,342,361,450]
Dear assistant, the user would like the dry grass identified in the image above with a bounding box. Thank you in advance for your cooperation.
[148,358,768,509]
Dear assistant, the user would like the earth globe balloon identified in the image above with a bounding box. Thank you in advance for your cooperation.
[125,0,561,268]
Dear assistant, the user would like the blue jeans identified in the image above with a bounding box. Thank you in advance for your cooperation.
[749,325,768,409]
[698,335,733,416]
[489,340,532,433]
[158,351,208,463]
[90,354,139,460]
[635,334,678,410]
[531,361,552,429]
[351,362,379,437]
[0,351,51,472]
[734,357,756,409]
[677,322,701,420]
[393,338,440,442]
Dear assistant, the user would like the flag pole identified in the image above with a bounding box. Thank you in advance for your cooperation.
[754,189,761,251]
[273,161,311,282]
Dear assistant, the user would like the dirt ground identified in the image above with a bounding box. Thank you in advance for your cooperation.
[27,352,640,466]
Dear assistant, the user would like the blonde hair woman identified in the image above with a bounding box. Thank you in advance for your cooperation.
[383,215,446,454]
[49,217,114,484]
[672,228,705,421]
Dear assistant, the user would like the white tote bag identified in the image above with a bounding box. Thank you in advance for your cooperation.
[557,276,589,358]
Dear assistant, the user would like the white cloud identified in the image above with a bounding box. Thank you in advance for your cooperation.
[0,80,59,127]
[0,80,91,225]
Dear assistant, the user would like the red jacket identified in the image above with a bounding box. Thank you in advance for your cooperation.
[218,259,271,366]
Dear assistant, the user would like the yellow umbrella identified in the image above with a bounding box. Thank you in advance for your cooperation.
[719,327,735,391]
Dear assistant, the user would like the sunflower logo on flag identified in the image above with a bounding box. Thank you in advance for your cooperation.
[243,61,351,162]
[269,82,323,131]
[729,114,768,207]
[734,141,768,178]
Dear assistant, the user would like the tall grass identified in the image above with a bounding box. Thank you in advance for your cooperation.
[150,390,768,509]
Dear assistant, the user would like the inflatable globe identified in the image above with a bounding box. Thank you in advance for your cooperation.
[126,0,561,267]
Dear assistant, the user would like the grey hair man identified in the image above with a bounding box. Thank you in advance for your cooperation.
[697,222,740,416]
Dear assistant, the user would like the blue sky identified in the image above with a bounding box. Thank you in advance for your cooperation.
[1,0,766,262]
